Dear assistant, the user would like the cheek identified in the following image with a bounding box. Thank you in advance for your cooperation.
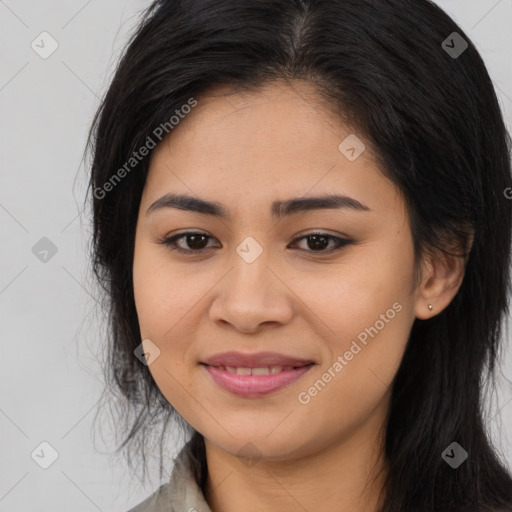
[133,242,201,338]
[296,239,415,393]
[295,303,413,447]
[132,243,204,417]
[299,243,415,335]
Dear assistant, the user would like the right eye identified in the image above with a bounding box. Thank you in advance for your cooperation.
[158,231,219,254]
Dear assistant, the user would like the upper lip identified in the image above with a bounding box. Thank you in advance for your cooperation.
[202,351,315,368]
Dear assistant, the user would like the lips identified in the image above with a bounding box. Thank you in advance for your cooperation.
[201,351,315,398]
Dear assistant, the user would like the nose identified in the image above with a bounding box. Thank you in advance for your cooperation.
[209,250,294,334]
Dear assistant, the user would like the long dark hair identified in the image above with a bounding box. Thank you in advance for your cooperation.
[86,0,512,510]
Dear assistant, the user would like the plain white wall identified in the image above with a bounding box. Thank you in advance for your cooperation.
[1,1,511,511]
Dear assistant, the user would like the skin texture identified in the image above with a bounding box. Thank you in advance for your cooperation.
[132,81,469,512]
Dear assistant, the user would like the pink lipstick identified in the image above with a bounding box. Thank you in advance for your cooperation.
[201,351,315,398]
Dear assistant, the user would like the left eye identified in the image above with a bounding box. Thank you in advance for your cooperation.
[159,232,352,255]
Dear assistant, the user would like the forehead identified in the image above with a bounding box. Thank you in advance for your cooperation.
[153,82,343,160]
[144,81,403,220]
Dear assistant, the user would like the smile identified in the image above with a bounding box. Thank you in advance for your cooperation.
[202,363,314,398]
[212,365,297,375]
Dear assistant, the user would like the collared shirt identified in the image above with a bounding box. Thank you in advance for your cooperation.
[127,441,212,512]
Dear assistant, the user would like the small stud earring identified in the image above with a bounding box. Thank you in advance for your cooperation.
[428,304,433,311]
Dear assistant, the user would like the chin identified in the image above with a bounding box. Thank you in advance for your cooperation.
[203,426,319,463]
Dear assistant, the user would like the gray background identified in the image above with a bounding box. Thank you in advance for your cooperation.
[1,1,511,510]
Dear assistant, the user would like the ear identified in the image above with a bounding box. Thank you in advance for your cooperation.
[414,232,474,320]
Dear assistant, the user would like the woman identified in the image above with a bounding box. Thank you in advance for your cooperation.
[87,0,512,510]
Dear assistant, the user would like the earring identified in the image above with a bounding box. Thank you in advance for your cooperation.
[428,304,433,311]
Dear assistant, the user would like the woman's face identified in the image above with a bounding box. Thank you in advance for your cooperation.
[133,81,423,461]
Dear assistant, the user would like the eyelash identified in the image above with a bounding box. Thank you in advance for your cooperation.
[157,231,352,256]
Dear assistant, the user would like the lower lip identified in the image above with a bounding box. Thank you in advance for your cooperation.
[202,364,314,398]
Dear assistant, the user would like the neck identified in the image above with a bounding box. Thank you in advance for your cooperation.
[203,402,388,512]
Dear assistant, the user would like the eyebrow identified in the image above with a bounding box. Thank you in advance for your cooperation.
[146,193,371,219]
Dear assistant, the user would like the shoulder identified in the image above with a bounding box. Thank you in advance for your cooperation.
[124,437,211,512]
[125,483,173,512]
